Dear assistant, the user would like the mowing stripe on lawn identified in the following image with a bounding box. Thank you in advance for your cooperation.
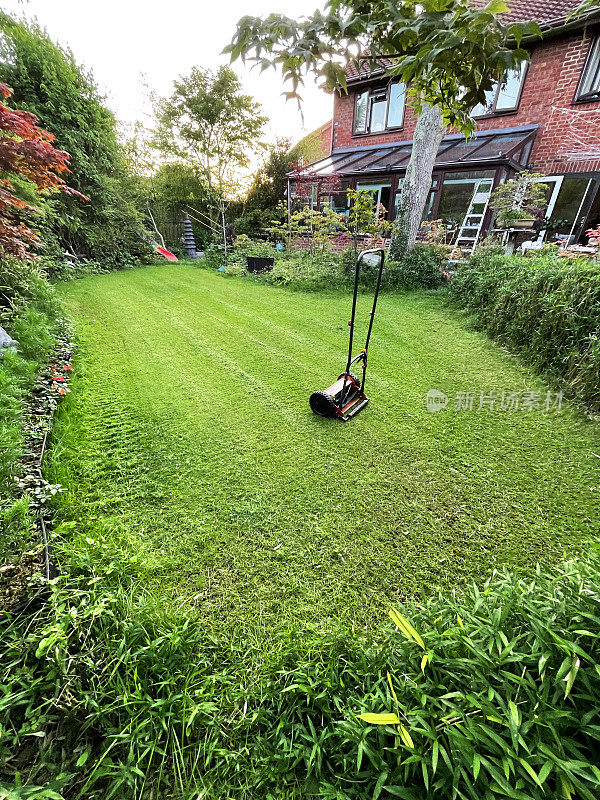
[49,263,600,635]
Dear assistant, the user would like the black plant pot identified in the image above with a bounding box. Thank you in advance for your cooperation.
[246,256,274,273]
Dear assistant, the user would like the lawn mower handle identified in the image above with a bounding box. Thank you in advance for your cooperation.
[342,248,385,398]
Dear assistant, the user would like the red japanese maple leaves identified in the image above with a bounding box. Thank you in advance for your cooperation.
[0,82,87,259]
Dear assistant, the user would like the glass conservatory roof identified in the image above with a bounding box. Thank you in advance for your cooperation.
[293,125,538,178]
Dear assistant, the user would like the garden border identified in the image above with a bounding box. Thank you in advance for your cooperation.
[0,320,75,614]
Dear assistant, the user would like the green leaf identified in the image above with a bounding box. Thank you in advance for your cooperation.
[389,609,425,649]
[383,787,419,798]
[564,657,580,698]
[508,701,520,729]
[538,761,554,785]
[519,758,543,787]
[486,0,510,13]
[559,773,574,799]
[76,748,91,767]
[373,771,389,800]
[358,712,401,725]
[399,724,414,749]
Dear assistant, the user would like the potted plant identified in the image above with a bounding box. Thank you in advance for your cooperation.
[490,171,549,230]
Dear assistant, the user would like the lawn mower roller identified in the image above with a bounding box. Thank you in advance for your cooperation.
[309,248,385,422]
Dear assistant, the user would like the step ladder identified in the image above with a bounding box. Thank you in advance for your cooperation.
[448,178,493,262]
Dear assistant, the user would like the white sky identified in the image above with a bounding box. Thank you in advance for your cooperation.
[2,0,333,146]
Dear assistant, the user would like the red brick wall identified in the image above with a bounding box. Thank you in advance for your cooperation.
[331,29,600,173]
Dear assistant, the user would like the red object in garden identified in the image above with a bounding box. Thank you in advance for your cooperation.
[156,246,178,262]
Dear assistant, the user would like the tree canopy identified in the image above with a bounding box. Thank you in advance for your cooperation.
[0,12,150,266]
[227,0,541,133]
[154,65,267,202]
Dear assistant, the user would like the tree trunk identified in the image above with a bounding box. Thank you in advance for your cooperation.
[391,103,446,253]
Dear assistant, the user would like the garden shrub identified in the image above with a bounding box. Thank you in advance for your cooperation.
[0,256,61,558]
[385,243,446,290]
[204,237,451,294]
[2,534,600,799]
[222,261,247,277]
[233,207,280,237]
[449,247,600,412]
[200,242,227,270]
[341,244,357,274]
[263,252,346,292]
[40,257,110,283]
[230,234,278,260]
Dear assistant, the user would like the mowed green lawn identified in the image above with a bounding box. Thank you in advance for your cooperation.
[51,263,599,633]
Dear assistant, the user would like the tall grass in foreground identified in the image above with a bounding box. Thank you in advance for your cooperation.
[1,533,600,799]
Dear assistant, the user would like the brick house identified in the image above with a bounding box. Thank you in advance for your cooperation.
[288,0,600,249]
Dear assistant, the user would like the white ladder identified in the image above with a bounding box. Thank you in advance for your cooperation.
[449,178,493,262]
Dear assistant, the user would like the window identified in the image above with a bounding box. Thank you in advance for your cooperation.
[353,82,406,134]
[471,62,527,117]
[436,171,495,239]
[547,176,593,241]
[321,180,352,218]
[356,182,392,218]
[575,36,600,101]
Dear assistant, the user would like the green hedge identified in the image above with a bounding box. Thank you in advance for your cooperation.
[2,533,600,799]
[449,248,600,412]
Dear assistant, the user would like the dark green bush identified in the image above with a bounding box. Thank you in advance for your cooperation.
[341,245,357,274]
[201,234,279,271]
[449,248,600,412]
[233,207,281,237]
[200,242,227,270]
[0,257,58,320]
[2,533,600,800]
[386,243,446,290]
[263,253,345,291]
[40,256,110,283]
[207,238,450,294]
[241,549,600,800]
[230,234,278,261]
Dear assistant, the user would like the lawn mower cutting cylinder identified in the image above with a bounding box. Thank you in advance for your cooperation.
[309,248,385,422]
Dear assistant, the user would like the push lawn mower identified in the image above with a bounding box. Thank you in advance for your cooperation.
[309,248,385,422]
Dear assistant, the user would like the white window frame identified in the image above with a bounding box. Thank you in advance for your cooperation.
[471,61,527,118]
[353,83,406,135]
[356,182,392,218]
[575,36,600,101]
[533,175,593,243]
